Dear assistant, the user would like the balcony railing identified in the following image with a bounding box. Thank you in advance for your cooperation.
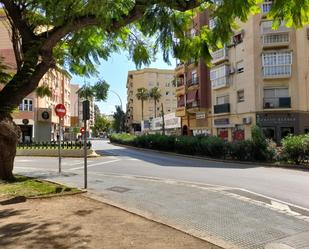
[261,21,289,34]
[211,76,229,90]
[211,47,228,64]
[187,77,199,86]
[263,65,291,78]
[214,103,230,114]
[264,97,291,109]
[176,78,185,87]
[186,101,199,109]
[262,33,289,47]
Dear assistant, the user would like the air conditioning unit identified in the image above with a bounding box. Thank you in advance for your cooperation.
[37,108,51,122]
[243,117,252,125]
[229,67,235,74]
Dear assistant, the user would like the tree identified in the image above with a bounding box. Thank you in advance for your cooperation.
[136,87,149,121]
[92,115,111,137]
[0,1,307,180]
[78,80,109,102]
[149,87,161,118]
[113,106,125,133]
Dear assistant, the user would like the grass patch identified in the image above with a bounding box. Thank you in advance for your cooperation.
[0,175,80,198]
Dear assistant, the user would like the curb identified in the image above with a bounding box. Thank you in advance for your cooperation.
[110,142,309,171]
[27,190,87,199]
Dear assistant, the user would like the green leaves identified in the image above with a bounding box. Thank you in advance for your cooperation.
[79,79,110,102]
[36,85,52,98]
[136,87,149,101]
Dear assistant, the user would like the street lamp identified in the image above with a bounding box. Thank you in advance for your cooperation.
[110,89,123,110]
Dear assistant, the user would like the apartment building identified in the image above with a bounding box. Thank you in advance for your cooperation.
[175,11,212,136]
[126,68,175,132]
[0,11,74,142]
[209,1,309,142]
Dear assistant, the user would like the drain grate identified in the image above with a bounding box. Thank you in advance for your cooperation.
[106,186,131,193]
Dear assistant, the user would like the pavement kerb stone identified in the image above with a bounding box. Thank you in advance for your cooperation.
[85,192,233,249]
[27,189,87,199]
[110,142,309,171]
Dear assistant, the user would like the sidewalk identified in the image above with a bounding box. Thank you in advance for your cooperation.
[16,168,309,249]
[0,194,219,249]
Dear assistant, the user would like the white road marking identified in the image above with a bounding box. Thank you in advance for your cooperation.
[15,159,34,162]
[69,159,121,170]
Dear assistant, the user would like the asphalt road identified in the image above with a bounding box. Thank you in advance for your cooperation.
[14,139,309,209]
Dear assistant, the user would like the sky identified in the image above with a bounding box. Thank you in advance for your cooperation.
[71,51,175,115]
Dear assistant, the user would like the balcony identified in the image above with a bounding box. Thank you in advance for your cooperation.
[187,77,199,88]
[186,101,200,113]
[214,103,230,114]
[262,33,289,48]
[176,85,185,97]
[175,106,186,117]
[261,21,289,34]
[211,76,229,90]
[263,65,291,78]
[263,97,291,109]
[211,47,228,64]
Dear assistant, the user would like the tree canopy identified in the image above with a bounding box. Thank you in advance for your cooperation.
[0,0,308,115]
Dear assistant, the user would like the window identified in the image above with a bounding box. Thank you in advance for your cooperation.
[190,28,196,37]
[262,52,292,77]
[264,88,290,108]
[233,33,243,45]
[236,61,244,73]
[166,91,169,96]
[192,71,198,84]
[262,0,272,14]
[210,65,230,89]
[209,18,217,30]
[19,99,33,111]
[216,95,229,105]
[237,90,245,103]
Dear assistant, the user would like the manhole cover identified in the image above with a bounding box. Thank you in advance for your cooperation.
[106,186,131,193]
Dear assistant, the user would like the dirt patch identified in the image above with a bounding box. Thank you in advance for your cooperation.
[0,194,221,249]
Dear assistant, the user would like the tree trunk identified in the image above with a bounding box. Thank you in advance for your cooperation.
[141,100,144,120]
[0,115,21,180]
[154,101,157,118]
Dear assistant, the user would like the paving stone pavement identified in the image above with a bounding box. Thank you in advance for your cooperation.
[16,169,309,249]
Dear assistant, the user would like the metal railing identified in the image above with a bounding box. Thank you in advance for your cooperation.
[17,141,92,150]
[263,97,291,109]
[263,33,289,45]
[263,65,291,77]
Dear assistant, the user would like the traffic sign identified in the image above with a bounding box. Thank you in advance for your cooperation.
[80,127,85,134]
[55,104,66,118]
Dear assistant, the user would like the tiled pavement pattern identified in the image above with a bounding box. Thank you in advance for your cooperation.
[16,169,309,249]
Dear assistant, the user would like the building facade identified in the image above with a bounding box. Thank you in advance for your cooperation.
[209,1,309,142]
[126,68,175,132]
[0,11,76,142]
[175,11,212,136]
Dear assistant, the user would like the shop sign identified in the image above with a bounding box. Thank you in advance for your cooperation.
[257,114,296,124]
[196,112,206,120]
[214,118,230,126]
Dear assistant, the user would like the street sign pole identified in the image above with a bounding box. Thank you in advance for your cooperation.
[55,103,67,175]
[82,100,90,189]
[84,118,87,189]
[58,116,61,173]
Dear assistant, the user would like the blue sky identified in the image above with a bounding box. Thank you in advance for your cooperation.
[71,51,175,115]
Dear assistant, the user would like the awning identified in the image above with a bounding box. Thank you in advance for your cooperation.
[186,90,198,104]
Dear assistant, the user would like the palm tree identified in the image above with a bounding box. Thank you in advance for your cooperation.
[136,87,149,121]
[149,87,161,118]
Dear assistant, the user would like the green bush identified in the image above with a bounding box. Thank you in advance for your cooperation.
[282,135,304,164]
[199,136,225,158]
[229,140,254,161]
[251,126,271,161]
[109,134,136,146]
[174,136,199,155]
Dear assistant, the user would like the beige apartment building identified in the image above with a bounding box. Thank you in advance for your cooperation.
[126,68,175,132]
[209,1,309,142]
[0,11,75,142]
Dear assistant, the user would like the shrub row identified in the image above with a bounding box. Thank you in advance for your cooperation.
[17,141,92,150]
[110,127,273,162]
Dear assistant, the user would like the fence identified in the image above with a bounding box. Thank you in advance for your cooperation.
[17,141,92,150]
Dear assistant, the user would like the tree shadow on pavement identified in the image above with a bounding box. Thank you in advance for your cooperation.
[0,208,90,249]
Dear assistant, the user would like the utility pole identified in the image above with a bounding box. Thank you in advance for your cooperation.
[161,103,165,135]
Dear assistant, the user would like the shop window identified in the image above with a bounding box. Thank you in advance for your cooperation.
[281,127,294,139]
[263,127,276,141]
[236,61,244,73]
[237,90,245,103]
[218,128,228,141]
[232,125,245,141]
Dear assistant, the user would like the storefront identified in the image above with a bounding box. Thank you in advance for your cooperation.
[256,112,309,143]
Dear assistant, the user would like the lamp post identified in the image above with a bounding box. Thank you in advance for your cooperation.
[110,89,123,111]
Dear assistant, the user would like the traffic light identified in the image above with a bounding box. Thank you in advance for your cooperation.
[82,100,90,121]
